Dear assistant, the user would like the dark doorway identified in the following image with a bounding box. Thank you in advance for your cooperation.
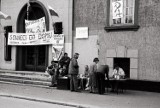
[24,45,47,71]
[16,1,49,72]
[113,58,130,78]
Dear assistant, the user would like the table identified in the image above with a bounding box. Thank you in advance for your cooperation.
[106,78,127,94]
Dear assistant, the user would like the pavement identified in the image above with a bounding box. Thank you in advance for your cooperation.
[0,82,160,108]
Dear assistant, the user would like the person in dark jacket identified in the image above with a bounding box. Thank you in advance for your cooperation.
[59,53,70,75]
[47,60,58,87]
[96,64,109,94]
[59,53,70,68]
[68,53,80,92]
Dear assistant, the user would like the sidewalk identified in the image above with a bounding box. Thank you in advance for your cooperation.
[0,82,160,108]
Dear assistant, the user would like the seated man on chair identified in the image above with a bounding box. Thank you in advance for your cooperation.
[111,65,125,92]
[46,60,59,87]
[112,65,125,80]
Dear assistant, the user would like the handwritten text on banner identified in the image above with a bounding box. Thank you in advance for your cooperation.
[8,30,64,46]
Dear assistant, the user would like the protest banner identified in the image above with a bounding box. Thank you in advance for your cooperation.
[8,30,64,46]
[25,17,46,33]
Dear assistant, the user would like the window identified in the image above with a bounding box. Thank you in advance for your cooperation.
[111,0,135,25]
[105,0,139,31]
[4,26,12,61]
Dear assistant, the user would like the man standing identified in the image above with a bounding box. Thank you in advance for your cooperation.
[97,65,109,94]
[69,53,80,92]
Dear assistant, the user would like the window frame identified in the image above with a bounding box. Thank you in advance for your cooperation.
[105,0,139,32]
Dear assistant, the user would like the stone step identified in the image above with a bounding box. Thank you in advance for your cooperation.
[0,77,51,86]
[0,70,50,77]
[0,70,52,87]
[0,74,51,82]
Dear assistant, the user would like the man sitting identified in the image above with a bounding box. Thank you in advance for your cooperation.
[111,65,125,92]
[46,60,59,87]
[112,66,125,80]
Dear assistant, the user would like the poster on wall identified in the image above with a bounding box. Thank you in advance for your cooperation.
[51,34,64,61]
[112,0,123,19]
[52,47,64,61]
[76,27,88,39]
[25,17,46,33]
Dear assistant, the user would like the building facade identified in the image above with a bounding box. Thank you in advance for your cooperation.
[1,0,160,83]
[0,0,73,72]
[73,0,160,82]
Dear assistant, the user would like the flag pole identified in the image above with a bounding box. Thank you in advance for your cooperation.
[27,1,30,20]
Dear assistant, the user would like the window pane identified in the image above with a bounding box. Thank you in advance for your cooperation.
[128,16,133,23]
[126,8,129,15]
[110,0,135,25]
[113,18,121,24]
[126,0,129,7]
[130,7,133,15]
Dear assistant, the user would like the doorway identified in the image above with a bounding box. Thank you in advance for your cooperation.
[16,1,49,72]
[24,46,47,71]
[113,58,130,78]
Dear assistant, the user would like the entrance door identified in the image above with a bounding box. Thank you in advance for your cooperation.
[16,1,50,72]
[24,46,47,71]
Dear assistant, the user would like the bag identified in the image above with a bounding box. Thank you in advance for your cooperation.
[48,69,55,75]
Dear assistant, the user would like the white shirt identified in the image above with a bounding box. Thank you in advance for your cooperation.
[112,67,125,79]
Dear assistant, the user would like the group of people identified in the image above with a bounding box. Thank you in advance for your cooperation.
[81,58,109,94]
[46,52,126,94]
[46,52,70,87]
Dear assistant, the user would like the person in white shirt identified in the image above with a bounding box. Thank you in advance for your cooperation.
[111,65,125,92]
[112,66,125,80]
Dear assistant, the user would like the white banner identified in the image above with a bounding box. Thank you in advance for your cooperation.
[8,30,64,46]
[51,34,64,61]
[25,17,46,33]
[52,47,63,61]
[112,0,123,19]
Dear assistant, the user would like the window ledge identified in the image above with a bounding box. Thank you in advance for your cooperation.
[104,25,140,32]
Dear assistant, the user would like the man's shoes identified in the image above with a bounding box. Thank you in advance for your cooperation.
[85,87,90,91]
[110,90,114,92]
[75,90,81,92]
[49,84,57,87]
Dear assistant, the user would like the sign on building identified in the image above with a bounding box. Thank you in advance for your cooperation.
[76,27,88,39]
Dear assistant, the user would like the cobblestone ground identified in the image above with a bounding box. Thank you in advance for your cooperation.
[0,82,160,108]
[0,96,73,108]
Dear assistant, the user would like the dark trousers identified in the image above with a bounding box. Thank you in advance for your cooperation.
[70,74,78,91]
[96,72,105,94]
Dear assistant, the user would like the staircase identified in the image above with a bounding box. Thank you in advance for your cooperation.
[0,70,52,87]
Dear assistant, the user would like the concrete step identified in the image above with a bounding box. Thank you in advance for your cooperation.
[0,70,52,87]
[0,74,51,82]
[0,70,50,77]
[0,77,51,86]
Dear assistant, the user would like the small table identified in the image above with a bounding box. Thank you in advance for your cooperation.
[78,77,87,90]
[108,78,127,94]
